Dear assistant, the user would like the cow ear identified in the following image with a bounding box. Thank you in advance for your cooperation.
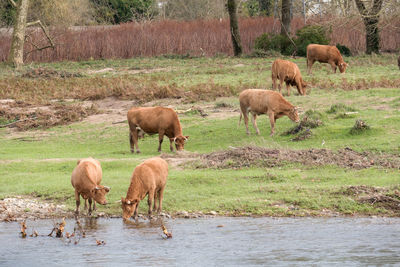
[77,159,81,165]
[121,197,125,204]
[184,136,189,141]
[169,137,175,143]
[104,186,110,192]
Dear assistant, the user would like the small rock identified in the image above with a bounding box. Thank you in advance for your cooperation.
[207,211,217,215]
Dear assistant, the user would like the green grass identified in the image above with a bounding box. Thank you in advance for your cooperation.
[0,54,399,217]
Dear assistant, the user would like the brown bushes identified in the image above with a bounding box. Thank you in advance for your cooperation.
[0,16,398,63]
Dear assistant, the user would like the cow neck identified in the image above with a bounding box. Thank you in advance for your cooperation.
[172,119,183,138]
[126,175,146,200]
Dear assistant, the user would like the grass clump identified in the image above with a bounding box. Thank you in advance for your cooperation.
[326,103,357,114]
[350,119,371,135]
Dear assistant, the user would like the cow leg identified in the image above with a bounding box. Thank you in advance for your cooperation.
[130,130,140,154]
[93,200,97,211]
[88,198,93,215]
[278,78,284,94]
[268,111,276,136]
[133,203,139,221]
[251,113,260,135]
[169,138,174,152]
[240,105,250,135]
[285,82,291,96]
[307,59,314,74]
[153,190,159,213]
[147,189,155,218]
[272,77,277,91]
[329,61,337,73]
[158,131,165,152]
[84,198,88,213]
[75,191,80,215]
[158,187,165,213]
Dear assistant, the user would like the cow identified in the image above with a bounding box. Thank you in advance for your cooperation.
[127,107,189,153]
[271,59,307,96]
[307,44,348,74]
[71,158,110,216]
[239,89,300,136]
[121,157,168,221]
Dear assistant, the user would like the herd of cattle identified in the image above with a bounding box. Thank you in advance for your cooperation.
[70,44,350,221]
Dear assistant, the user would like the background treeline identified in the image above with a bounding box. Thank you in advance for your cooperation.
[0,0,399,62]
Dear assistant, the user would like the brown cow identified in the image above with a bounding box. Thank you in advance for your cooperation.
[71,158,110,215]
[307,44,348,74]
[239,89,300,136]
[127,107,189,153]
[121,157,168,221]
[271,59,307,96]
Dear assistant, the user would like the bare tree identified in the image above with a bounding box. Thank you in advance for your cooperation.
[7,0,54,67]
[354,0,384,54]
[227,0,242,56]
[281,0,291,35]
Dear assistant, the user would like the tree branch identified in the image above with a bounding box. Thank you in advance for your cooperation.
[26,20,55,47]
[8,0,17,8]
[23,20,55,56]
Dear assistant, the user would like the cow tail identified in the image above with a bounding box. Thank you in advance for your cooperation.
[238,111,242,127]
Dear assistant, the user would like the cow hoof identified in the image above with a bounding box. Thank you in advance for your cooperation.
[130,149,134,153]
[136,150,141,154]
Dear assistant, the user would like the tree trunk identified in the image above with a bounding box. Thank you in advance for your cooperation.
[354,0,383,54]
[281,0,291,35]
[227,0,242,56]
[8,0,30,67]
[364,18,380,54]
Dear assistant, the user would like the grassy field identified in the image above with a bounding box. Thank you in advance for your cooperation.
[0,54,399,217]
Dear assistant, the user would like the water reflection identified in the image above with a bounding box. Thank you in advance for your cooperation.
[0,217,399,266]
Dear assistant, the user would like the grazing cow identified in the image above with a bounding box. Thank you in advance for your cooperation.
[307,44,348,74]
[239,89,300,136]
[71,158,110,215]
[271,59,307,96]
[127,107,189,153]
[121,157,168,221]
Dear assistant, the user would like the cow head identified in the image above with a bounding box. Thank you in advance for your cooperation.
[170,135,189,151]
[121,197,139,220]
[288,107,300,123]
[338,62,348,73]
[299,80,307,95]
[91,185,110,205]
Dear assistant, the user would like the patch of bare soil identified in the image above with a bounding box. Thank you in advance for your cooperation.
[164,146,400,170]
[21,68,82,79]
[0,196,68,222]
[343,186,400,215]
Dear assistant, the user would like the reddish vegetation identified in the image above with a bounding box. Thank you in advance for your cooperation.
[127,106,189,153]
[0,16,399,62]
[307,44,347,74]
[71,158,110,215]
[239,89,300,136]
[271,59,306,96]
[121,157,169,221]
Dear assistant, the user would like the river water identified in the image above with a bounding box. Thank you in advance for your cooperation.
[1,217,399,266]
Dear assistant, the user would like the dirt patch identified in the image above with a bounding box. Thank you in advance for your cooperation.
[0,101,99,131]
[21,68,82,79]
[0,196,69,222]
[342,185,400,215]
[164,146,400,170]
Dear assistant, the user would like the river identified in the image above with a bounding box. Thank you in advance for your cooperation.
[1,217,399,266]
